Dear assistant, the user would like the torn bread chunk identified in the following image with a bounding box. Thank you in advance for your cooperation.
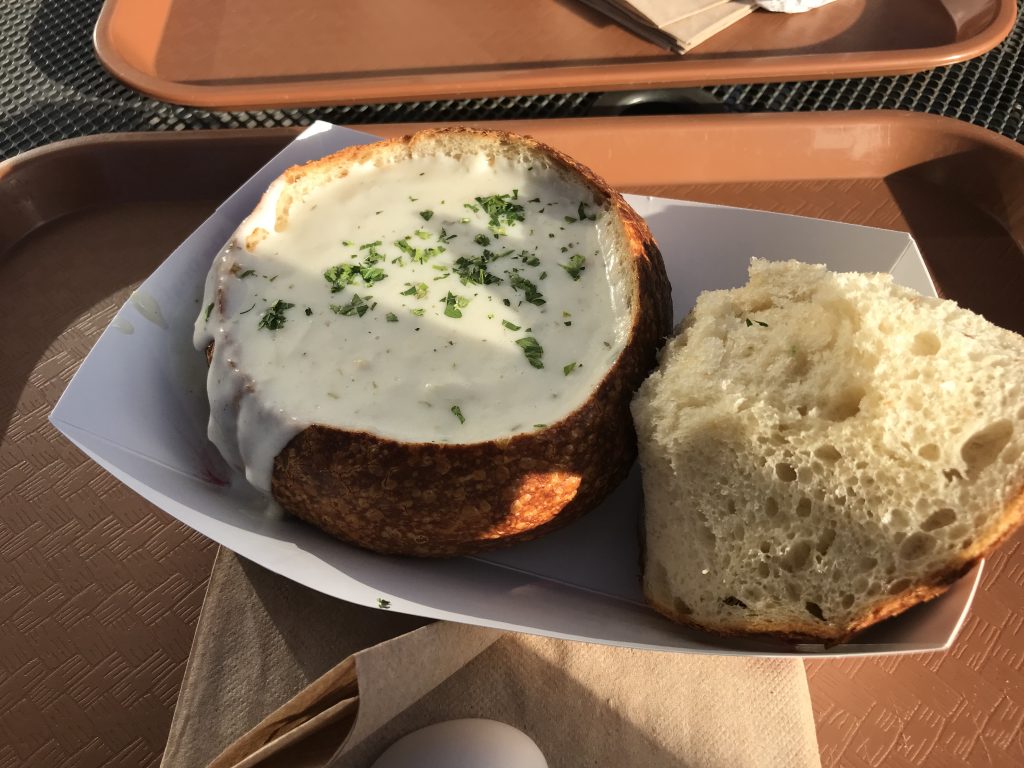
[632,258,1024,642]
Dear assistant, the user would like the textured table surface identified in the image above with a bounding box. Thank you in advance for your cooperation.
[1,2,1023,768]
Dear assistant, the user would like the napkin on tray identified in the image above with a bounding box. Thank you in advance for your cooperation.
[578,0,839,53]
[162,549,821,768]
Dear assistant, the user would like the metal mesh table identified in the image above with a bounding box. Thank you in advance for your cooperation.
[0,0,1021,161]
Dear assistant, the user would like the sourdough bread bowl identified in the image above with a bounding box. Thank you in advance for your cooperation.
[632,259,1024,643]
[195,128,672,557]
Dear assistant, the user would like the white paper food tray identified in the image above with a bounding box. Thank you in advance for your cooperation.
[49,122,983,657]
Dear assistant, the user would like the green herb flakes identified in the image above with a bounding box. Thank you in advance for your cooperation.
[507,271,545,305]
[238,269,256,279]
[442,291,469,318]
[501,320,521,331]
[474,194,525,231]
[330,294,372,318]
[563,362,578,376]
[415,229,432,240]
[410,308,425,317]
[304,307,313,316]
[516,336,544,369]
[386,312,398,322]
[419,210,434,221]
[474,234,491,246]
[204,302,214,321]
[258,300,294,330]
[745,317,769,328]
[377,598,391,609]
[560,254,586,281]
[577,201,596,221]
[451,405,466,424]
[239,303,256,315]
[401,282,429,299]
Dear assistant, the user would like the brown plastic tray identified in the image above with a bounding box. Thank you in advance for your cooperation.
[93,0,1018,110]
[2,113,1023,766]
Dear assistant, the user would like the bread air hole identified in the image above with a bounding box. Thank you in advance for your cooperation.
[917,443,940,461]
[888,578,912,595]
[814,444,842,463]
[757,562,770,578]
[961,420,1013,477]
[816,528,836,556]
[856,556,877,573]
[779,540,811,572]
[841,594,855,609]
[899,531,936,560]
[722,596,747,609]
[796,497,812,518]
[775,462,797,482]
[910,331,941,356]
[805,602,826,621]
[673,597,692,616]
[921,508,956,532]
[822,384,865,422]
[764,497,779,517]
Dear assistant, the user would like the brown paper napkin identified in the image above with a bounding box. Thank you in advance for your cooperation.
[162,550,820,768]
[578,0,756,53]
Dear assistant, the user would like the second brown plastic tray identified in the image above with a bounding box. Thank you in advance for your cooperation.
[93,0,1018,110]
[3,113,1023,766]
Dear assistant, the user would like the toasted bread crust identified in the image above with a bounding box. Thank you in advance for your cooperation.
[238,128,672,556]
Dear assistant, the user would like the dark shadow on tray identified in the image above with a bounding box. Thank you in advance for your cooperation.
[883,151,1024,335]
[0,116,286,442]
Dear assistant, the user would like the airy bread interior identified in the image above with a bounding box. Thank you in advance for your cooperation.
[632,259,1024,640]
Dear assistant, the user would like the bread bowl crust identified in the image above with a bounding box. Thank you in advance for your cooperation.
[644,480,1024,644]
[229,127,673,556]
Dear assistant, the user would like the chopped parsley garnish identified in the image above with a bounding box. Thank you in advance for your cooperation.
[563,362,578,376]
[474,234,491,246]
[304,307,312,316]
[515,336,544,369]
[501,320,521,331]
[257,300,294,330]
[377,598,391,609]
[386,312,398,322]
[442,291,469,318]
[451,405,465,424]
[204,302,214,321]
[238,269,256,279]
[560,254,586,281]
[410,308,425,317]
[419,210,434,221]
[564,216,577,224]
[474,194,525,231]
[527,197,540,203]
[518,250,540,267]
[239,303,256,315]
[507,271,545,305]
[745,318,769,327]
[453,249,505,286]
[415,229,432,240]
[439,227,456,243]
[396,237,445,264]
[464,203,480,213]
[401,282,429,299]
[577,201,596,221]
[534,424,547,429]
[324,245,388,290]
[342,240,354,246]
[330,294,372,318]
